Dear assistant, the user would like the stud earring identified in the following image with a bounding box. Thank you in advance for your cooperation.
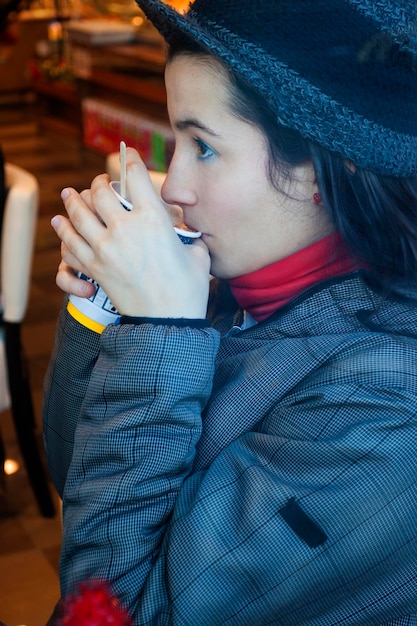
[313,192,321,204]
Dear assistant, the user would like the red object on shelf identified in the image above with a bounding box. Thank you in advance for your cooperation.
[82,97,174,171]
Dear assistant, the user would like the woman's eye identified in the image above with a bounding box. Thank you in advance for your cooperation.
[193,138,215,160]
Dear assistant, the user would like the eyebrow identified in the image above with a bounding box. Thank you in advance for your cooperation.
[173,118,219,136]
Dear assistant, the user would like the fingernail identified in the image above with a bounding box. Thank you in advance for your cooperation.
[51,216,60,229]
[61,188,70,200]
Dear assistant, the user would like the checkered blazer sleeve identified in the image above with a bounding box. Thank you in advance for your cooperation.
[43,301,101,497]
[59,321,220,605]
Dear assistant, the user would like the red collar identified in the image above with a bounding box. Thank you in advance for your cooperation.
[228,233,361,322]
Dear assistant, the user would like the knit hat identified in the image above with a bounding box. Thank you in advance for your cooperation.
[136,0,417,178]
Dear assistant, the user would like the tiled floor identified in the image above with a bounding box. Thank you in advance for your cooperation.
[0,101,107,626]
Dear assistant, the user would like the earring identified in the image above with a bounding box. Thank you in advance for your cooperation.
[313,192,321,204]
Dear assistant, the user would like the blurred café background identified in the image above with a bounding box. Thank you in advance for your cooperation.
[0,0,179,623]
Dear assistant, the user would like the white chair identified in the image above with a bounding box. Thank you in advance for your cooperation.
[0,162,55,517]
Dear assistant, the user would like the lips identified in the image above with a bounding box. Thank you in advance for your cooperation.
[184,221,202,234]
[165,202,203,237]
[176,212,201,236]
[179,213,200,235]
[177,221,200,234]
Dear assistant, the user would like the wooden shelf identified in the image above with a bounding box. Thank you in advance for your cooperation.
[33,79,82,136]
[87,66,166,106]
[39,115,81,137]
[102,42,166,73]
[33,79,78,104]
[32,41,168,137]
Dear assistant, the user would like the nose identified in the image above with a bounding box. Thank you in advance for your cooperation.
[161,158,197,208]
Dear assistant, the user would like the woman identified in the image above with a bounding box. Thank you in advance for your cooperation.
[44,0,417,623]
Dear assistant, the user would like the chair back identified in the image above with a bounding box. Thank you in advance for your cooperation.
[1,162,39,323]
[0,163,54,517]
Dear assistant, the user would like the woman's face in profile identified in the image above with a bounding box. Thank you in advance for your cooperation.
[162,55,331,280]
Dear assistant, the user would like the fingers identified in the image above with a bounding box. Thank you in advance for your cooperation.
[55,260,96,298]
[124,148,171,223]
[51,209,92,270]
[79,187,93,207]
[60,240,86,276]
[88,173,127,225]
[58,185,113,256]
[187,237,211,272]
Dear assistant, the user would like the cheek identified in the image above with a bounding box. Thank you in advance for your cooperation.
[200,160,268,229]
[204,178,246,220]
[209,199,241,232]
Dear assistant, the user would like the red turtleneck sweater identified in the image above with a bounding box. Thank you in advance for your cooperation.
[228,233,362,322]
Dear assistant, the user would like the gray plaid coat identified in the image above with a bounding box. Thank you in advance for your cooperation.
[43,271,417,625]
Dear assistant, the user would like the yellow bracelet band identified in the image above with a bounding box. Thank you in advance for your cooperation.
[67,300,106,334]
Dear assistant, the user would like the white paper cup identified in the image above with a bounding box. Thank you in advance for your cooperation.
[110,180,202,245]
[67,275,121,334]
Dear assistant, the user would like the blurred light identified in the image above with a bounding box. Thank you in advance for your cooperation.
[163,0,189,12]
[4,458,19,475]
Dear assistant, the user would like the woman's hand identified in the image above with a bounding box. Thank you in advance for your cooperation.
[51,148,211,319]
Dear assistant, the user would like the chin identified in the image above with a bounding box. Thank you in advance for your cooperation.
[210,265,236,281]
[208,261,223,280]
[209,252,241,281]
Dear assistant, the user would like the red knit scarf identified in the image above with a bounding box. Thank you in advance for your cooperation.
[228,233,361,322]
